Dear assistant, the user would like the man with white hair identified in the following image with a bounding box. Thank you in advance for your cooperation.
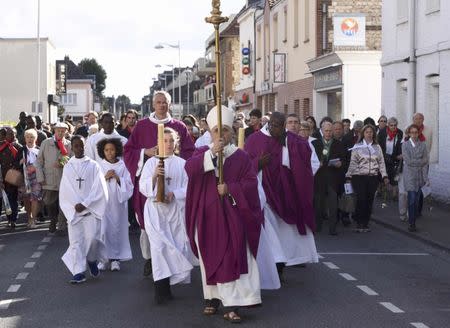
[36,122,72,234]
[123,90,195,277]
[185,105,264,323]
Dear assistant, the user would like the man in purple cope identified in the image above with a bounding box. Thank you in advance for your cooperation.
[123,91,194,276]
[244,112,319,280]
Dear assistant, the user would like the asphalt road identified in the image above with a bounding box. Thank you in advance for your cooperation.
[1,218,449,328]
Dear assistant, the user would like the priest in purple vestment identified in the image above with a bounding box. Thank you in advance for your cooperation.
[185,105,262,323]
[244,112,319,280]
[123,91,194,275]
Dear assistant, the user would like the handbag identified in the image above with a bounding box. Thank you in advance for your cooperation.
[338,193,356,213]
[5,168,24,187]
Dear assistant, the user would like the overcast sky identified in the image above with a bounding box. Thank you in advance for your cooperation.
[1,0,245,103]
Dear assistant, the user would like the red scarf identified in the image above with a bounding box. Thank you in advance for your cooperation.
[56,138,68,156]
[0,141,18,158]
[418,125,426,142]
[387,128,398,141]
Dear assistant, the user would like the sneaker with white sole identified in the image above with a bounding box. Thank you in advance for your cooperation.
[111,261,120,272]
[70,273,86,284]
[97,262,108,271]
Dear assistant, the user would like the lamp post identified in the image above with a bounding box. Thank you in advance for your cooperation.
[155,64,175,101]
[37,0,41,112]
[155,41,181,111]
[185,69,193,115]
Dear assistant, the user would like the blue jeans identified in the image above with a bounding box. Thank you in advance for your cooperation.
[407,190,420,225]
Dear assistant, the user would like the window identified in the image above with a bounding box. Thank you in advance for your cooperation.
[61,93,77,106]
[294,99,300,116]
[397,0,408,23]
[396,79,408,127]
[273,13,279,51]
[304,0,310,42]
[293,0,299,47]
[426,0,440,14]
[302,98,310,118]
[284,104,288,114]
[283,6,288,42]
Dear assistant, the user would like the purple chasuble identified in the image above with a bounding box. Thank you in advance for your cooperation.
[123,117,195,228]
[185,147,263,285]
[244,131,315,235]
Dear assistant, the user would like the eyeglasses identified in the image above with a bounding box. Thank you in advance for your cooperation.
[379,120,387,123]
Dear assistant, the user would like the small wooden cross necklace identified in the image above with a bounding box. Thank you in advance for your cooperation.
[69,160,89,189]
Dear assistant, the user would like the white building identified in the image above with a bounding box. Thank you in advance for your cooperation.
[0,38,58,123]
[381,0,450,201]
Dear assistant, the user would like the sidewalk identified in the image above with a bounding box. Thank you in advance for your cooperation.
[372,197,450,252]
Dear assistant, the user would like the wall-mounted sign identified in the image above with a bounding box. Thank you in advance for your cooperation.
[314,66,342,90]
[333,13,366,47]
[242,45,251,75]
[56,63,67,95]
[274,53,286,83]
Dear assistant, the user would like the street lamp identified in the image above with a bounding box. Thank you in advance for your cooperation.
[155,64,175,101]
[185,69,193,115]
[155,41,181,111]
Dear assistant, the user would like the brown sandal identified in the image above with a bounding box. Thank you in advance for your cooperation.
[223,311,242,323]
[203,306,218,315]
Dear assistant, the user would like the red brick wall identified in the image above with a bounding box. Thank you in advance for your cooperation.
[275,76,314,119]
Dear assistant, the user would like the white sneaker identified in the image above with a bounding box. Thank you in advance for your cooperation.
[97,262,108,271]
[111,261,120,272]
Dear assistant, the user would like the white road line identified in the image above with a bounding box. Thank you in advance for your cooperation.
[339,273,357,281]
[379,302,404,313]
[15,273,29,280]
[24,262,36,269]
[357,285,379,296]
[7,285,21,293]
[0,244,4,251]
[323,262,340,269]
[319,252,429,256]
[37,245,47,251]
[41,237,52,243]
[410,323,430,328]
[31,251,42,258]
[0,299,12,310]
[318,254,324,259]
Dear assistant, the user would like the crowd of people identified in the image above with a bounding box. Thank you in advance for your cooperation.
[0,90,432,323]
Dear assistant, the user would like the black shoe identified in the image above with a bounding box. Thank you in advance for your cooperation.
[143,259,152,277]
[55,229,67,237]
[408,224,417,232]
[10,222,16,230]
[341,217,352,227]
[329,228,338,236]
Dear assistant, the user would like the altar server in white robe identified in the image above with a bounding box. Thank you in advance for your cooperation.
[96,138,134,271]
[85,112,127,163]
[60,135,109,284]
[139,127,196,304]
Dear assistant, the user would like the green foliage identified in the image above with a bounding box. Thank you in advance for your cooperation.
[57,105,65,117]
[78,58,107,96]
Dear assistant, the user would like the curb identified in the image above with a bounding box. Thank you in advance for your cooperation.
[372,216,450,254]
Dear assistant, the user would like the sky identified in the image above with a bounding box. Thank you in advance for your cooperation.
[0,0,246,103]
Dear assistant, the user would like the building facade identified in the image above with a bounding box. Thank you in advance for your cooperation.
[307,0,382,122]
[0,38,58,123]
[381,0,449,201]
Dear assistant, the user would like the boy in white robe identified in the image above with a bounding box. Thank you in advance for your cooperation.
[139,128,196,304]
[97,138,134,271]
[60,136,108,284]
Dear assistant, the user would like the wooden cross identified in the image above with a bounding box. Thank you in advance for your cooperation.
[76,177,85,189]
[165,177,172,185]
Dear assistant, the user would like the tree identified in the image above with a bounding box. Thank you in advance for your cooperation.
[78,58,107,96]
[115,95,131,114]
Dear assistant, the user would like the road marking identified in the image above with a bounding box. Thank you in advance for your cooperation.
[41,237,52,243]
[15,273,29,280]
[7,285,21,293]
[0,299,12,310]
[0,244,4,251]
[339,273,357,281]
[379,302,404,313]
[0,227,48,237]
[323,262,339,269]
[31,251,42,258]
[411,323,430,328]
[37,245,47,251]
[24,262,36,269]
[357,285,379,296]
[318,254,324,259]
[319,252,429,256]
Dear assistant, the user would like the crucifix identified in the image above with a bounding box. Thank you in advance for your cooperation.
[76,177,85,189]
[165,177,172,186]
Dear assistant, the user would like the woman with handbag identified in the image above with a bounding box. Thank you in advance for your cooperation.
[0,127,23,229]
[346,124,389,232]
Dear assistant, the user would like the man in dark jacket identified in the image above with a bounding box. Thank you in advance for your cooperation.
[312,122,346,235]
[244,109,262,140]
